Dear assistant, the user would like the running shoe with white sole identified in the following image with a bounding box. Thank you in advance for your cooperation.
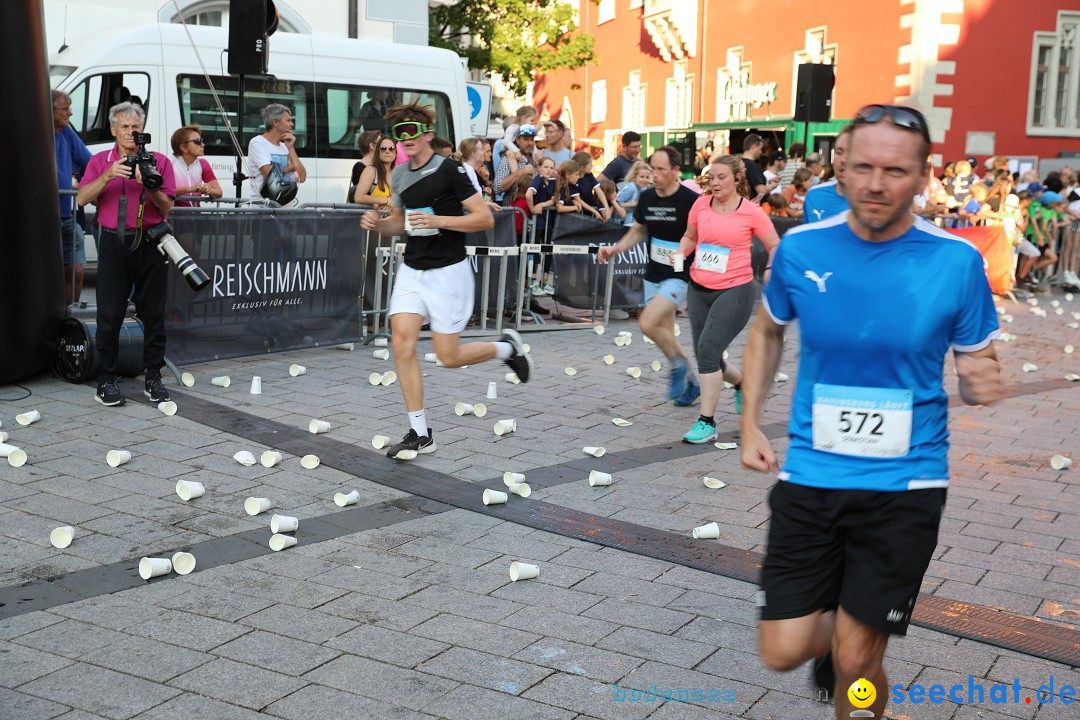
[682,420,718,444]
[386,428,436,459]
[499,329,533,383]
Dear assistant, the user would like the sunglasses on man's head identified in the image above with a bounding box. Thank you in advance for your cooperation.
[390,121,433,141]
[853,104,931,143]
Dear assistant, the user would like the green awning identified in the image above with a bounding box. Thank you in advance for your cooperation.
[686,118,794,131]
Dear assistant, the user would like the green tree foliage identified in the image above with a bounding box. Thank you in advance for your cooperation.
[430,0,596,96]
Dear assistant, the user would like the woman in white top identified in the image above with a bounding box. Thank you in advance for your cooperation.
[455,137,502,211]
[169,124,222,207]
[248,103,307,203]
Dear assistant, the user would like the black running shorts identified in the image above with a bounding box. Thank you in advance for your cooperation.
[758,480,946,636]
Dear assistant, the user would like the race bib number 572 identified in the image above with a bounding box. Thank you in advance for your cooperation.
[811,384,912,458]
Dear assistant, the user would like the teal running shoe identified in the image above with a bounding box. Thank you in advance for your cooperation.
[682,419,718,444]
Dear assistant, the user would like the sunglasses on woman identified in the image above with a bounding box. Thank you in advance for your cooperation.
[187,138,204,146]
[390,121,433,141]
[852,104,931,143]
[379,145,396,152]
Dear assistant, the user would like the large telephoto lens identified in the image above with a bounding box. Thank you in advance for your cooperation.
[157,234,210,292]
[140,160,163,191]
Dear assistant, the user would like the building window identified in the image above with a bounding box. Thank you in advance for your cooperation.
[630,0,643,9]
[666,60,693,128]
[598,0,615,24]
[1028,12,1080,136]
[623,70,646,129]
[591,79,607,123]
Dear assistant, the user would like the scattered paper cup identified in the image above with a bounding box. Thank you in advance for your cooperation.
[644,335,656,344]
[309,419,331,434]
[373,337,389,346]
[472,403,488,417]
[455,402,475,416]
[1051,454,1073,471]
[487,382,498,399]
[692,522,720,539]
[372,435,391,449]
[594,325,605,335]
[171,552,196,575]
[1022,363,1038,373]
[335,490,360,507]
[0,432,7,443]
[614,336,627,347]
[508,482,532,498]
[503,471,525,486]
[380,371,397,386]
[250,376,262,394]
[373,348,390,360]
[625,367,641,379]
[715,442,739,450]
[234,451,257,466]
[301,454,320,469]
[1067,293,1075,301]
[175,480,205,501]
[15,411,40,426]
[335,343,355,351]
[269,534,297,551]
[564,367,577,376]
[703,476,727,489]
[589,470,612,486]
[483,489,508,505]
[775,372,789,382]
[1028,298,1039,306]
[139,557,172,580]
[673,324,681,337]
[612,418,633,426]
[651,360,662,372]
[6,448,27,467]
[289,364,306,377]
[50,526,75,549]
[523,343,530,353]
[1066,373,1080,382]
[158,401,177,416]
[181,372,195,387]
[1066,345,1075,355]
[494,419,516,436]
[509,561,539,581]
[424,352,438,363]
[583,446,606,457]
[602,354,615,365]
[369,372,383,385]
[211,375,231,388]
[394,449,418,460]
[106,450,131,468]
[1057,307,1066,316]
[270,514,298,533]
[504,372,521,384]
[245,497,273,516]
[1074,312,1080,320]
[260,450,283,468]
[1052,300,1061,308]
[1001,314,1013,323]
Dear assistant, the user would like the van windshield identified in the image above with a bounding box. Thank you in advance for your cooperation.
[50,65,76,87]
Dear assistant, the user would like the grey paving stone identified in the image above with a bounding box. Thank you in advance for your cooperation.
[571,572,687,608]
[406,564,509,595]
[190,566,348,609]
[641,702,742,719]
[168,657,307,710]
[513,637,645,683]
[412,612,542,657]
[0,610,65,640]
[519,672,654,720]
[395,537,502,568]
[238,604,357,644]
[326,624,449,667]
[79,634,210,683]
[548,547,674,581]
[405,585,520,622]
[480,555,597,588]
[744,689,834,719]
[0,687,70,720]
[317,544,435,577]
[13,620,126,660]
[0,639,74,688]
[128,610,251,652]
[500,605,621,647]
[466,532,573,562]
[417,645,553,695]
[211,630,340,676]
[155,585,275,623]
[424,682,579,720]
[263,684,435,720]
[18,663,181,720]
[128,692,267,719]
[491,576,605,615]
[305,565,429,601]
[615,661,766,716]
[302,654,459,711]
[596,626,715,669]
[317,592,439,631]
[695,647,796,695]
[582,598,696,634]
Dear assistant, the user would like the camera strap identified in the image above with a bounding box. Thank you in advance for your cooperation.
[131,190,146,252]
[114,186,146,252]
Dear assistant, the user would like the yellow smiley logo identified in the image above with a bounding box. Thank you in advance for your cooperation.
[847,677,877,709]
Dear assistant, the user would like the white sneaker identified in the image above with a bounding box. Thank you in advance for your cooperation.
[530,283,545,297]
[542,283,555,296]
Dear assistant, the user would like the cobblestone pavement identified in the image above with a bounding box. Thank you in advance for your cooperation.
[0,290,1078,720]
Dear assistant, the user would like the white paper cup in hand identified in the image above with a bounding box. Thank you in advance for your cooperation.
[270,514,299,533]
[158,401,177,416]
[175,480,205,501]
[583,446,606,457]
[211,375,230,388]
[671,253,685,273]
[269,534,297,551]
[234,451,257,466]
[494,419,516,436]
[171,552,196,575]
[508,482,531,498]
[181,372,195,387]
[371,435,391,449]
[106,450,131,468]
[289,364,307,377]
[260,450,282,468]
[50,526,76,549]
[335,490,360,507]
[483,489,508,505]
[692,522,720,539]
[1051,454,1073,471]
[245,497,273,516]
[301,454,320,469]
[503,471,525,487]
[380,371,397,386]
[509,561,539,581]
[16,411,41,426]
[250,376,262,394]
[588,470,612,486]
[373,348,390,360]
[139,557,172,580]
[309,419,331,434]
[625,367,641,379]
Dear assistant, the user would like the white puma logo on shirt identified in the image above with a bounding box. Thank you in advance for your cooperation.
[812,209,824,220]
[804,271,832,293]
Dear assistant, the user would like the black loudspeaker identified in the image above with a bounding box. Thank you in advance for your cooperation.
[794,64,835,123]
[227,0,279,76]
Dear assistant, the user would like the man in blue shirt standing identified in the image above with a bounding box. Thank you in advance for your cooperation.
[53,89,92,305]
[740,105,1002,720]
[802,124,852,223]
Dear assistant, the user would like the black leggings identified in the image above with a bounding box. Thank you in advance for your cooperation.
[686,281,756,374]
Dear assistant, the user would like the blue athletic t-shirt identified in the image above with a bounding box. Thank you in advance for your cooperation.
[802,179,850,223]
[763,212,999,492]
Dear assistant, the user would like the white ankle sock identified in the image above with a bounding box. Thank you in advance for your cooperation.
[494,342,513,360]
[408,409,428,437]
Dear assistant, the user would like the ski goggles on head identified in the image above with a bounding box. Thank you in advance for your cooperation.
[390,121,433,141]
[852,104,931,144]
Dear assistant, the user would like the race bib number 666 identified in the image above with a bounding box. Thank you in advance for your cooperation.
[811,384,912,458]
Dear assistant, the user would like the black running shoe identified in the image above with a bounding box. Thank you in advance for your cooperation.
[810,652,835,703]
[144,375,170,402]
[386,428,436,459]
[499,329,533,383]
[95,377,125,406]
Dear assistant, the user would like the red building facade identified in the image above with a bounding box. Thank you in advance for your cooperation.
[533,0,1079,173]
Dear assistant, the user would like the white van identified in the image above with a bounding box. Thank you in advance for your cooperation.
[50,23,472,205]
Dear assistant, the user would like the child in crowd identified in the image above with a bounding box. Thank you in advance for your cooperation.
[765,193,788,217]
[497,105,540,175]
[958,183,992,226]
[599,179,625,224]
[572,151,607,221]
[554,160,583,214]
[526,157,558,295]
[506,174,533,235]
[616,160,652,226]
[781,167,813,219]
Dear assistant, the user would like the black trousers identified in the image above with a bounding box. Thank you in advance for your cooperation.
[95,227,167,380]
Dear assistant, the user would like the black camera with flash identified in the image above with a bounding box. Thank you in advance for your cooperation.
[121,132,163,191]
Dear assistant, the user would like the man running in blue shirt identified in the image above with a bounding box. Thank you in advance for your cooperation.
[740,105,1003,720]
[802,125,852,223]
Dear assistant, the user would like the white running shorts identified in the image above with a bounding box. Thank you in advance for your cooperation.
[389,257,475,334]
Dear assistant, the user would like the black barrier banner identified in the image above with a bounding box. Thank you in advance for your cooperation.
[465,209,521,319]
[546,212,642,310]
[164,208,366,365]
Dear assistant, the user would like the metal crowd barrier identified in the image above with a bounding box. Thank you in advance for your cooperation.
[516,242,615,329]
